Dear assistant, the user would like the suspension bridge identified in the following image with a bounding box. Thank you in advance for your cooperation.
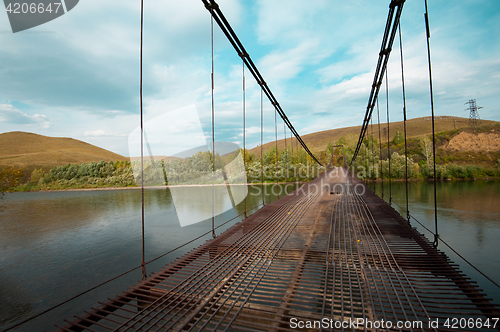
[4,0,500,331]
[49,168,499,332]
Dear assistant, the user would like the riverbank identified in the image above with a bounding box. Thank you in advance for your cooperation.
[1,179,499,331]
[365,176,500,183]
[0,184,299,331]
[7,181,308,193]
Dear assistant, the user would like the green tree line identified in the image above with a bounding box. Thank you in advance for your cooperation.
[3,125,500,192]
[340,130,500,181]
[4,146,323,191]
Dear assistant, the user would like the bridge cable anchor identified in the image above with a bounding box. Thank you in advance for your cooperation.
[432,234,439,248]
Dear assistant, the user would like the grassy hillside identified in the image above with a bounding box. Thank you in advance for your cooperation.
[249,116,496,156]
[2,116,500,192]
[2,116,495,169]
[0,131,128,170]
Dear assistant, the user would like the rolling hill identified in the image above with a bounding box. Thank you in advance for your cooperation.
[0,131,128,169]
[2,116,498,170]
[249,116,498,155]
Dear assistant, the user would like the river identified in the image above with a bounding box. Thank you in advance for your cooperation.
[1,180,499,331]
[0,184,299,331]
[372,179,500,308]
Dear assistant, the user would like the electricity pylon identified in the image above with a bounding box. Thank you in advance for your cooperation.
[465,99,482,126]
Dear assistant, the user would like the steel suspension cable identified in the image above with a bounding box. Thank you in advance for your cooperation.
[371,114,375,187]
[210,8,216,239]
[0,201,268,332]
[284,121,287,180]
[363,137,370,182]
[296,135,299,163]
[390,199,500,289]
[399,22,410,224]
[377,98,384,199]
[139,0,146,280]
[275,107,279,197]
[201,0,322,166]
[260,88,265,205]
[424,0,439,248]
[386,70,392,205]
[350,0,406,165]
[242,60,247,217]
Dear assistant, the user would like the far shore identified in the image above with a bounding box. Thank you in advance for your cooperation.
[15,181,308,193]
[364,176,500,183]
[9,176,500,194]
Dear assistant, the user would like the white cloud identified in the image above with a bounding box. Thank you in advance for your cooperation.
[0,0,499,156]
[0,104,51,128]
[259,39,324,82]
[84,129,127,137]
[84,130,106,137]
[128,105,207,158]
[256,0,328,44]
[245,126,262,135]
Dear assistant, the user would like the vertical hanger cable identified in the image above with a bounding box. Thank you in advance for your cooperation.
[371,113,375,189]
[275,107,279,197]
[399,22,410,224]
[386,70,392,205]
[242,60,247,217]
[260,88,265,205]
[284,122,287,181]
[139,0,146,280]
[424,0,439,247]
[377,98,384,200]
[211,10,216,238]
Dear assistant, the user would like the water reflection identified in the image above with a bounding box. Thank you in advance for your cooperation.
[373,180,500,304]
[0,184,297,331]
[170,186,233,227]
[0,271,33,326]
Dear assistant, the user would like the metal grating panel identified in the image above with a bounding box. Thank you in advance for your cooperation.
[54,169,500,332]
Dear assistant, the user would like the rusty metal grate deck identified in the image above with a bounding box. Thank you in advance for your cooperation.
[55,169,500,331]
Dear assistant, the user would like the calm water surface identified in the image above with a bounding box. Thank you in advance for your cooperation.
[1,181,499,331]
[0,184,298,331]
[372,180,500,307]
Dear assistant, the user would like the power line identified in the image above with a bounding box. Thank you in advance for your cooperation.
[465,99,483,126]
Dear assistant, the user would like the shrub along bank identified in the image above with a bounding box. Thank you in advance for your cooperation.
[12,160,136,191]
[340,125,500,181]
[7,149,323,191]
[3,124,500,192]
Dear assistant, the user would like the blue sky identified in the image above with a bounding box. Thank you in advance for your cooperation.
[0,0,499,157]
